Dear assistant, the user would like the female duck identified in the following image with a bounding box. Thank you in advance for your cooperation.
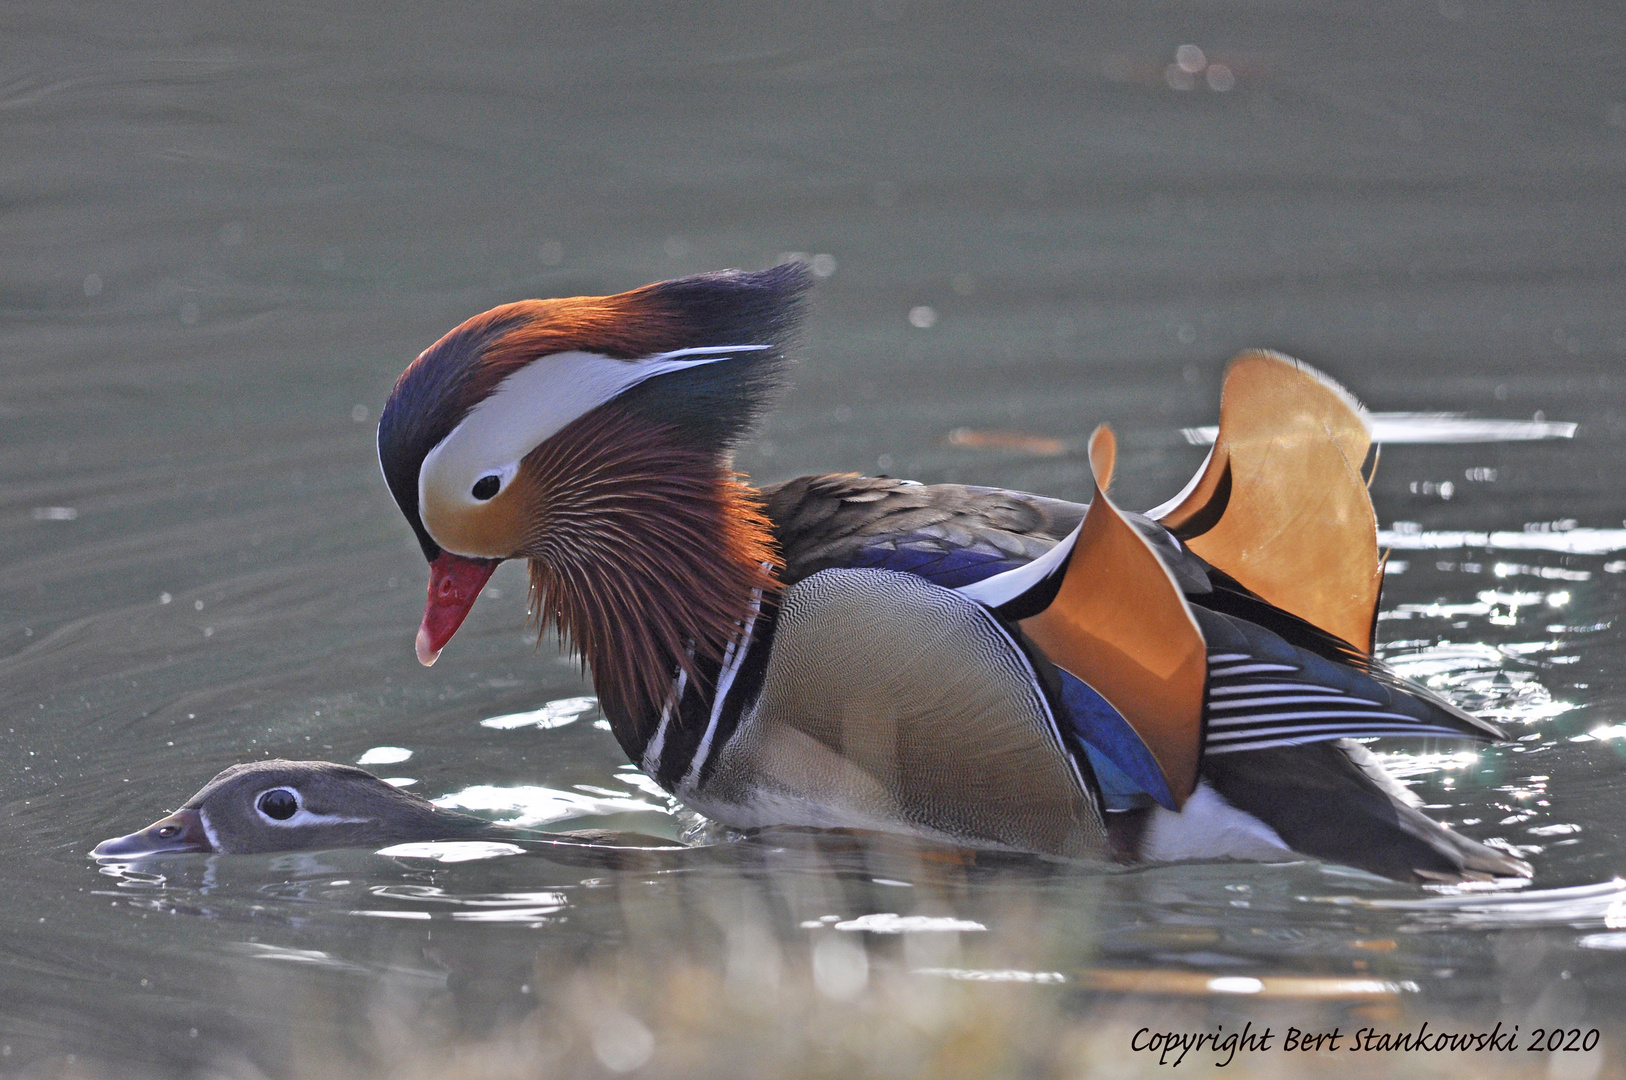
[92,760,662,856]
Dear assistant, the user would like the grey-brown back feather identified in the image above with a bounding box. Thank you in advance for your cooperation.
[761,476,1083,585]
[761,475,1213,595]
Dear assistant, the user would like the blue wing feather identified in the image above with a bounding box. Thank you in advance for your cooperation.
[1058,670,1176,811]
[850,537,1029,589]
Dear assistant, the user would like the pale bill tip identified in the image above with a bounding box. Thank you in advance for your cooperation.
[414,627,441,667]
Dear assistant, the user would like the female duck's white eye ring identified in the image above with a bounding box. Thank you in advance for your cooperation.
[256,788,299,821]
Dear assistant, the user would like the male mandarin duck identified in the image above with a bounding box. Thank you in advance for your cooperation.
[376,264,1530,884]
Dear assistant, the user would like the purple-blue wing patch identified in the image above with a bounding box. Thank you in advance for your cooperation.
[849,537,1028,590]
[1059,670,1176,811]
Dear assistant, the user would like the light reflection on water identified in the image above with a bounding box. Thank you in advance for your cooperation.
[375,841,528,863]
[1186,412,1580,446]
[1362,880,1626,929]
[431,783,667,828]
[1379,640,1575,727]
[478,696,599,731]
[84,828,1626,943]
[1380,527,1626,555]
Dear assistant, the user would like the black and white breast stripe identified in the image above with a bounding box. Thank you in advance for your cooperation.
[1202,651,1474,754]
[680,591,764,791]
[640,591,775,792]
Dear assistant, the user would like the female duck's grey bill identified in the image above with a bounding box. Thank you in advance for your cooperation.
[91,808,214,858]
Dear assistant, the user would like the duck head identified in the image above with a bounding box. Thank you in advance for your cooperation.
[377,265,808,748]
[91,760,487,857]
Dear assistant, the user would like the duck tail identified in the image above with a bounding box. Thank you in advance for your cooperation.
[1149,350,1506,749]
[1151,350,1385,654]
[1203,738,1532,883]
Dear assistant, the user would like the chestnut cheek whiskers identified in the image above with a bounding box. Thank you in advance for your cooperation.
[517,404,780,752]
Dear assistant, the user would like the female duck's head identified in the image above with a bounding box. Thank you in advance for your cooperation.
[91,759,489,857]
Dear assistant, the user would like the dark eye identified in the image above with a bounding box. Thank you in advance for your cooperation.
[257,788,298,821]
[155,823,181,839]
[471,475,500,500]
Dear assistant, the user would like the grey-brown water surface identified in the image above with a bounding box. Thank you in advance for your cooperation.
[5,3,1626,1077]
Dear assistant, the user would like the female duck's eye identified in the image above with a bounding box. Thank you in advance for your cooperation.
[154,823,181,839]
[257,789,298,821]
[471,475,501,500]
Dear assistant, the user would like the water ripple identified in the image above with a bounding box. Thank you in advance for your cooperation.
[432,784,665,826]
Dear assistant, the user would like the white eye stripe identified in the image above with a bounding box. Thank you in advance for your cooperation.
[418,344,768,547]
[262,808,374,829]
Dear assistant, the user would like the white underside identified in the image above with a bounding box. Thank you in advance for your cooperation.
[1138,781,1293,863]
